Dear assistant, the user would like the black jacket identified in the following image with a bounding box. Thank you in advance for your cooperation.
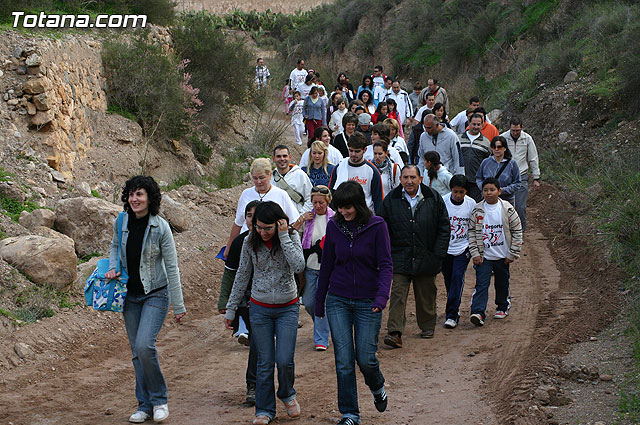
[407,123,424,165]
[380,184,450,275]
[332,133,349,158]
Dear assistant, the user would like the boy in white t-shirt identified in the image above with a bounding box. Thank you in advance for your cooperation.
[442,175,476,329]
[468,177,523,327]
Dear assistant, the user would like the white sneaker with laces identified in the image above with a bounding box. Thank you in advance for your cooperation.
[128,411,151,423]
[494,311,508,319]
[443,319,457,328]
[153,404,169,422]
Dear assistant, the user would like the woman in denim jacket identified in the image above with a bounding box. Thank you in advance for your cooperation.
[106,175,186,424]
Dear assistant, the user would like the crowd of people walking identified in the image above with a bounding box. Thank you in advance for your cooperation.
[108,58,541,425]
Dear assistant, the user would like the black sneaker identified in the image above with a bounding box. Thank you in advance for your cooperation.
[373,386,387,412]
[245,385,256,406]
[337,418,358,425]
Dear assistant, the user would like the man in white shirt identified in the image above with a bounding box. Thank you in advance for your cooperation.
[289,59,308,94]
[500,117,540,231]
[385,81,413,127]
[372,65,386,89]
[374,76,393,106]
[412,93,436,124]
[271,145,313,214]
[450,96,491,135]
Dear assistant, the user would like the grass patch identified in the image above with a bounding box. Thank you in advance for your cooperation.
[163,175,192,192]
[107,103,137,122]
[518,0,561,34]
[0,166,14,182]
[78,252,103,264]
[91,189,102,198]
[0,194,40,222]
[214,150,249,189]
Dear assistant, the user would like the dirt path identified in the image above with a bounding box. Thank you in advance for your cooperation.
[0,204,563,425]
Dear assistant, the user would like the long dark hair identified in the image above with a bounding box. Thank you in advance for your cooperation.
[248,201,292,253]
[121,175,162,216]
[491,136,512,159]
[332,181,371,225]
[423,151,442,181]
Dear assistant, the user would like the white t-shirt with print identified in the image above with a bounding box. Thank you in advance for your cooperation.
[289,68,308,93]
[234,186,300,231]
[482,201,509,260]
[444,194,476,256]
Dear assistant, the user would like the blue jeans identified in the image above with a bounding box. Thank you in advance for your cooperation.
[514,172,529,231]
[302,268,331,347]
[326,293,385,423]
[470,259,511,319]
[123,287,169,414]
[249,302,299,419]
[442,249,471,322]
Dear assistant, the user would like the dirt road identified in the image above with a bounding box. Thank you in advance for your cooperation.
[0,204,565,424]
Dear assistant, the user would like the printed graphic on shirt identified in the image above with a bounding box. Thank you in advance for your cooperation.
[482,223,504,248]
[449,215,471,241]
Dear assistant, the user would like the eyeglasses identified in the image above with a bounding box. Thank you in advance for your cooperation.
[254,224,276,232]
[493,145,506,149]
[311,186,330,194]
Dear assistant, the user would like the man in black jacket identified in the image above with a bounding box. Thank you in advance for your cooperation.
[380,165,450,347]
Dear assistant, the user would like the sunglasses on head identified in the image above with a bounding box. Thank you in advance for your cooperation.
[311,186,330,194]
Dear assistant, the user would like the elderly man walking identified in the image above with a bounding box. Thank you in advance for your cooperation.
[380,165,450,347]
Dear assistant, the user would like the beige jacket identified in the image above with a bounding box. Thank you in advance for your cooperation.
[469,199,523,261]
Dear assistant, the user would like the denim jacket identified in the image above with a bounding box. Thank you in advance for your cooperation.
[109,213,186,314]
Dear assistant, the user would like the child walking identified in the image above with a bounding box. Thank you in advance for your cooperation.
[442,175,476,328]
[468,177,523,326]
[282,79,293,115]
[289,91,305,146]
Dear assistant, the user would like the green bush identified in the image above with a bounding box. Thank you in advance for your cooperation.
[0,194,40,222]
[102,34,188,140]
[172,11,254,117]
[190,135,212,164]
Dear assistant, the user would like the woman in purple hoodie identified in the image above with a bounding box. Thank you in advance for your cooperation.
[315,181,393,425]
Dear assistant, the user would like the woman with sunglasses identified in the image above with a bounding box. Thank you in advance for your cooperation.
[475,136,522,204]
[315,181,393,425]
[292,185,334,351]
[224,201,306,425]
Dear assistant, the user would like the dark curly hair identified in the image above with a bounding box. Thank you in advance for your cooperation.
[120,175,162,216]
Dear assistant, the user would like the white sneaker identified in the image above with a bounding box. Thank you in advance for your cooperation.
[237,332,249,346]
[128,411,151,423]
[153,404,169,422]
[443,319,457,329]
[494,311,509,319]
[470,313,485,327]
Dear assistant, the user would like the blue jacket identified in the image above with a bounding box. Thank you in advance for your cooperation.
[475,156,522,200]
[109,213,185,314]
[304,96,327,124]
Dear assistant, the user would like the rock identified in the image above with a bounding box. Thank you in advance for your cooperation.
[31,226,74,247]
[16,65,27,75]
[160,194,193,232]
[7,98,20,107]
[0,235,77,290]
[534,388,551,405]
[564,71,578,84]
[75,256,101,290]
[30,110,54,127]
[22,78,48,95]
[32,93,52,111]
[75,182,92,197]
[13,47,23,58]
[18,209,56,229]
[0,69,3,78]
[26,102,36,115]
[0,182,27,203]
[14,342,35,360]
[551,394,572,406]
[558,132,569,143]
[50,170,66,183]
[54,197,121,257]
[487,109,503,125]
[27,65,40,76]
[599,374,613,382]
[25,54,41,67]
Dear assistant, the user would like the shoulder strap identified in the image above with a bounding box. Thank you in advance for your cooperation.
[272,170,304,204]
[494,158,511,179]
[117,212,125,273]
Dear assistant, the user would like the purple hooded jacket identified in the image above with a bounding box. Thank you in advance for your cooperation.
[315,215,393,316]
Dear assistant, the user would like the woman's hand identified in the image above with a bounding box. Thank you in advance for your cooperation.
[223,318,234,330]
[104,269,120,280]
[301,211,314,222]
[175,312,186,323]
[277,219,289,232]
[472,256,483,266]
